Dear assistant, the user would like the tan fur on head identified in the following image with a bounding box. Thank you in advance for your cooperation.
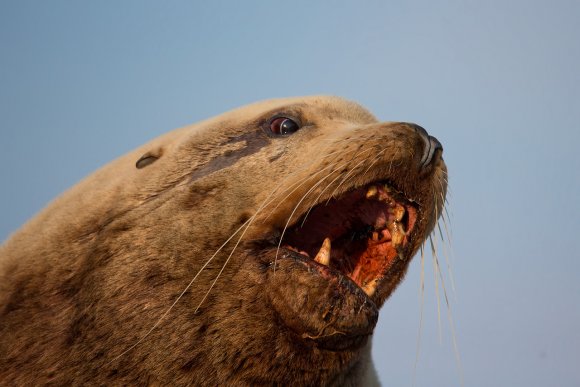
[0,96,446,385]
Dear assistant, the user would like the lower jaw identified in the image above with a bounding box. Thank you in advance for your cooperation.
[260,247,379,349]
[280,247,377,303]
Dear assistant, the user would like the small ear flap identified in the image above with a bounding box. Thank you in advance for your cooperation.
[136,148,163,169]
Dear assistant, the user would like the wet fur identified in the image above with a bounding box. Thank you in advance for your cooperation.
[0,96,446,385]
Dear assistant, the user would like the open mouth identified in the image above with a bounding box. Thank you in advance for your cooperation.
[281,183,418,298]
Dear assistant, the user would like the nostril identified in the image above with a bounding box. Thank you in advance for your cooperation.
[408,123,442,169]
[429,135,442,152]
[420,135,443,169]
[405,124,443,168]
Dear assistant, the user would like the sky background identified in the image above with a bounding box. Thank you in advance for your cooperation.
[1,1,579,386]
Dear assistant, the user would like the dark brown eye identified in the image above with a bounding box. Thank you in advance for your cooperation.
[269,117,299,135]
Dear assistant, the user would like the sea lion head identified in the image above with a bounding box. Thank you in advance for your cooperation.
[0,96,446,385]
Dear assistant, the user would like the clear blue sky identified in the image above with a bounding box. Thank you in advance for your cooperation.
[1,1,579,386]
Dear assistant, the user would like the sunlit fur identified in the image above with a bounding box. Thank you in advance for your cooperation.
[0,96,446,385]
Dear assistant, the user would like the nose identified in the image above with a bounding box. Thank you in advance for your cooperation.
[409,124,443,169]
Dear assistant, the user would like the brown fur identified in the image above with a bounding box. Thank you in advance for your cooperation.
[0,96,447,385]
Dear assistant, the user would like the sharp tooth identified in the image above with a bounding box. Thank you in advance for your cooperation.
[366,185,378,199]
[372,231,379,241]
[387,221,405,247]
[392,230,404,246]
[362,279,379,297]
[393,204,405,222]
[314,238,331,266]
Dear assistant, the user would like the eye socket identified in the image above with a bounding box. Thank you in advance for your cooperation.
[269,117,300,135]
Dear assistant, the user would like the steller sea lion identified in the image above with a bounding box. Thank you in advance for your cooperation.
[0,96,447,385]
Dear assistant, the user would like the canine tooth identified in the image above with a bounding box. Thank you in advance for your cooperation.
[372,231,379,241]
[392,230,404,246]
[393,204,405,222]
[366,185,378,198]
[314,238,331,266]
[362,279,379,297]
[387,221,405,247]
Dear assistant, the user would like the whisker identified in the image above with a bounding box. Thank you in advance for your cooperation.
[195,216,255,312]
[412,242,426,387]
[333,146,391,199]
[431,185,464,386]
[441,196,453,242]
[430,233,442,344]
[260,148,351,223]
[110,145,348,360]
[299,148,375,226]
[208,147,358,301]
[325,147,384,203]
[198,150,348,295]
[432,234,464,387]
[108,215,255,364]
[437,218,457,297]
[193,141,362,312]
[299,162,361,227]
[275,163,347,264]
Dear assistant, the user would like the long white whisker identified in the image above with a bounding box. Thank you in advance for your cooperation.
[274,168,342,264]
[299,148,375,226]
[194,149,349,302]
[192,146,357,308]
[412,242,426,387]
[260,149,349,223]
[195,215,255,312]
[326,147,384,203]
[111,145,347,360]
[438,219,457,297]
[109,215,255,364]
[430,235,442,344]
[433,234,464,387]
[333,146,391,199]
